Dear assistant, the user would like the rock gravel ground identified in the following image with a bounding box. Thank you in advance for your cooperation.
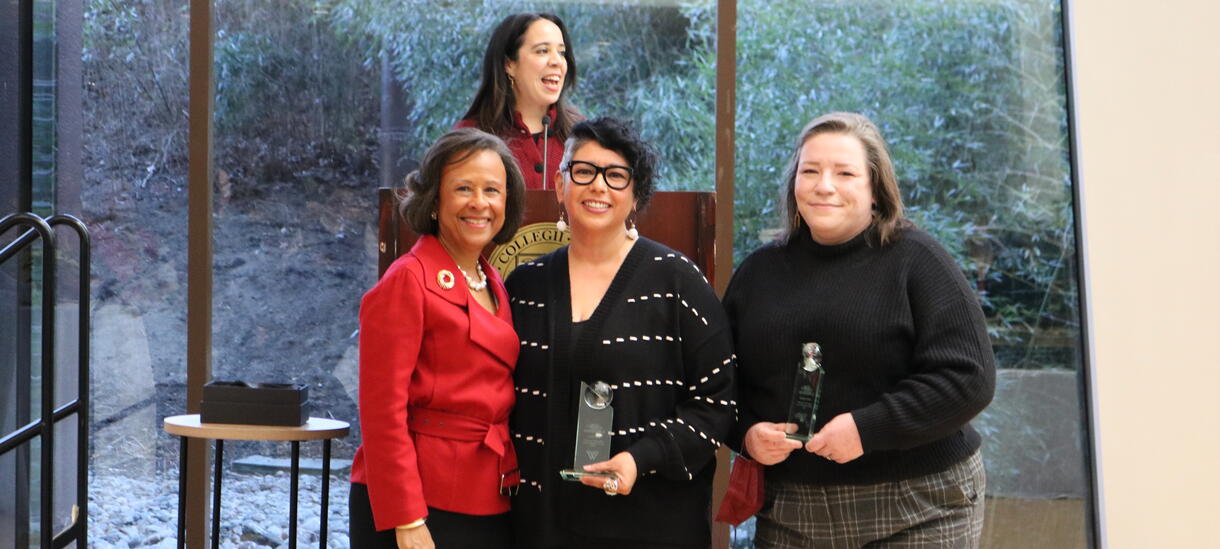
[89,471,351,548]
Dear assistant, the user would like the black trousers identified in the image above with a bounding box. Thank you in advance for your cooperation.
[349,482,511,549]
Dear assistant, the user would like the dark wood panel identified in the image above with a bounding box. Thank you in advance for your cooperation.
[378,189,717,287]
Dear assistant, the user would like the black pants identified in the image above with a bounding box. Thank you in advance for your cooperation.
[349,482,511,549]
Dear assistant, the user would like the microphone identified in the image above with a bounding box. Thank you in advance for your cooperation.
[541,115,552,190]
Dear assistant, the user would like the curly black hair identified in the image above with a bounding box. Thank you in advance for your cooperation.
[559,117,659,210]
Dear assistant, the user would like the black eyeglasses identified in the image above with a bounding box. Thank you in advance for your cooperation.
[565,160,633,190]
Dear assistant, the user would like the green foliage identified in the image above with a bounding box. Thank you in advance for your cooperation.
[83,0,1083,369]
[84,0,190,176]
[535,0,1080,366]
[212,0,377,181]
[307,0,1085,368]
[646,0,1078,367]
[326,0,713,186]
[83,0,377,183]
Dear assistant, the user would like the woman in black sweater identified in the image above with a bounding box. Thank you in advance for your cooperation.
[507,118,735,548]
[724,112,995,548]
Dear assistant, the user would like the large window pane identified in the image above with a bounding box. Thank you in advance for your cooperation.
[1,0,86,545]
[733,1,1090,547]
[205,0,715,543]
[83,0,189,545]
[322,0,716,190]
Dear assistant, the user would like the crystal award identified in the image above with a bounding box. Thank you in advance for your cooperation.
[560,381,617,481]
[785,342,826,442]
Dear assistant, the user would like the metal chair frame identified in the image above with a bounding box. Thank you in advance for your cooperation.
[0,212,90,548]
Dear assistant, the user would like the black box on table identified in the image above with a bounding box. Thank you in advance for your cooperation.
[200,380,309,426]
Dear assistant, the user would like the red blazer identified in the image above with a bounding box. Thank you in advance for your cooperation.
[350,235,520,531]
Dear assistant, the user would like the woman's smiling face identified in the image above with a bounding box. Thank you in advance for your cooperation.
[558,142,636,238]
[505,18,567,115]
[794,132,875,245]
[435,148,508,258]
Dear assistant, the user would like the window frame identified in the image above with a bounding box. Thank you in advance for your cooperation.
[177,1,1103,547]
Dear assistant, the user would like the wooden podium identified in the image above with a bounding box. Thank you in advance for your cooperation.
[377,189,716,285]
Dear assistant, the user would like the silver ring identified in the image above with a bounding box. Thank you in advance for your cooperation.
[603,477,619,496]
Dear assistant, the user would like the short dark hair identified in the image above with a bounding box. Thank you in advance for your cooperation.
[461,13,581,141]
[559,117,659,210]
[780,112,910,246]
[400,128,526,245]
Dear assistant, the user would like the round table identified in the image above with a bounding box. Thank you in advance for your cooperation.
[164,414,349,549]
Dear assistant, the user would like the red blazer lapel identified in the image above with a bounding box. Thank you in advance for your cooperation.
[412,235,519,369]
[413,236,467,308]
[470,257,518,369]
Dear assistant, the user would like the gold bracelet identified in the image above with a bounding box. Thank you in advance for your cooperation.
[396,517,427,530]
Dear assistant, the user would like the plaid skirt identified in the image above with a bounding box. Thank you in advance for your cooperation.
[755,450,985,549]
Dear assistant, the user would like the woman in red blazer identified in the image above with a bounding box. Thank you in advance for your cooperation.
[349,128,526,549]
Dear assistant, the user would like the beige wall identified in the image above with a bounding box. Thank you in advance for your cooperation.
[1072,0,1220,546]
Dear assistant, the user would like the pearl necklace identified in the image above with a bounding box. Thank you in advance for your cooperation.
[458,262,488,291]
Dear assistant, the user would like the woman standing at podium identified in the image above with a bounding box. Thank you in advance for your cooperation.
[350,128,526,549]
[506,117,736,548]
[456,12,582,190]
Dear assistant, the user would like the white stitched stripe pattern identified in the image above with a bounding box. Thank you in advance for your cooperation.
[686,354,735,391]
[515,386,548,398]
[641,418,722,448]
[625,291,709,326]
[692,395,736,407]
[606,379,683,391]
[512,432,545,445]
[651,253,708,284]
[517,478,543,492]
[600,334,681,345]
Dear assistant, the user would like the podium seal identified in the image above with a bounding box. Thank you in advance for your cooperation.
[488,222,572,278]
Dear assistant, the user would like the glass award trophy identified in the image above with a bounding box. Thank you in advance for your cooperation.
[560,381,617,481]
[785,342,826,442]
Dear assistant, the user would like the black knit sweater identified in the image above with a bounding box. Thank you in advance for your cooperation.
[506,238,736,548]
[724,226,995,485]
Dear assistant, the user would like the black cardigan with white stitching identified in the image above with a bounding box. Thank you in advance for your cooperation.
[506,237,736,549]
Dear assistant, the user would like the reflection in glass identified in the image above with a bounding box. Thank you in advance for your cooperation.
[205,0,716,542]
[733,1,1089,547]
[82,0,189,543]
[9,0,90,542]
[325,0,716,191]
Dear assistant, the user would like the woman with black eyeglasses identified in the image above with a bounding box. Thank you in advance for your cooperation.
[504,117,736,549]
